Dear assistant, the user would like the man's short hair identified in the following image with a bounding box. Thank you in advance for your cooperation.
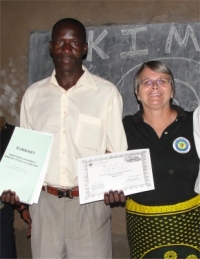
[51,18,86,43]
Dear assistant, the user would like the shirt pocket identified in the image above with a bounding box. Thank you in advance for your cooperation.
[75,114,106,151]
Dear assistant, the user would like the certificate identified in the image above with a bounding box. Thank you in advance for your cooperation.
[78,149,154,204]
[0,127,53,204]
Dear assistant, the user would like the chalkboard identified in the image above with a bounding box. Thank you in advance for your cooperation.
[28,22,200,117]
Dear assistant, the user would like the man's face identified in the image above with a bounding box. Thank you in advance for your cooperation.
[49,23,88,73]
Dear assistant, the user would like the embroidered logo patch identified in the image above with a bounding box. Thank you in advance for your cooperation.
[173,137,191,154]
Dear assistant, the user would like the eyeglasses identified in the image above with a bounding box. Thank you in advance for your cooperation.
[139,78,172,88]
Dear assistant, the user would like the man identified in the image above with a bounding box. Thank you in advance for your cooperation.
[3,18,127,258]
[193,106,200,194]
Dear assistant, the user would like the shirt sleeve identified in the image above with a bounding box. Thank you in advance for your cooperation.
[193,106,200,194]
[20,90,33,129]
[106,88,128,152]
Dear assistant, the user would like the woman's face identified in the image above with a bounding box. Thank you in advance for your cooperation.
[135,67,174,110]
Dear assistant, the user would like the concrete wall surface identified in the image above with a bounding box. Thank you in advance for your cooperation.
[1,0,199,258]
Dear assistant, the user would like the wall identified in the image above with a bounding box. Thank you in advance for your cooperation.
[1,1,200,258]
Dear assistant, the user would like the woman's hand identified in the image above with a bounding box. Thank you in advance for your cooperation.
[104,190,126,205]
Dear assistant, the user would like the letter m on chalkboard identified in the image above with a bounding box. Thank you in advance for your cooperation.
[165,24,200,53]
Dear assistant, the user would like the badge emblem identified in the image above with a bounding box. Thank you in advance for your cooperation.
[173,137,191,154]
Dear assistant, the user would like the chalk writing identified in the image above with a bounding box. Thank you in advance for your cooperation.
[120,27,148,58]
[87,30,109,61]
[165,24,200,53]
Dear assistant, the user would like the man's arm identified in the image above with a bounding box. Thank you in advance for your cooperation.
[104,88,128,205]
[193,107,200,194]
[1,190,32,237]
[106,89,127,153]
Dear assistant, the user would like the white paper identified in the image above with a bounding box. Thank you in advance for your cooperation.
[78,149,154,204]
[0,127,53,204]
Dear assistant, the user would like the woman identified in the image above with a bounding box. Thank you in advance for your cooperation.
[104,60,200,258]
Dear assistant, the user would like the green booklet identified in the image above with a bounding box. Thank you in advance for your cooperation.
[0,127,53,204]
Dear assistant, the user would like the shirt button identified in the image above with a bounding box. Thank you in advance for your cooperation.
[169,169,174,174]
[165,132,168,134]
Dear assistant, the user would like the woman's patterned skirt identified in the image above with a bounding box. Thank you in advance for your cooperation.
[126,195,200,259]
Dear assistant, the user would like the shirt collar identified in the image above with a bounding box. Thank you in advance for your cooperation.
[75,65,97,90]
[136,105,187,121]
[41,65,97,90]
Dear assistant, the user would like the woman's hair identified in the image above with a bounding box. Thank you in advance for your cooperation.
[134,60,175,93]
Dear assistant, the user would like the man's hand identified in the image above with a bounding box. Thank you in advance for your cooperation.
[1,189,21,206]
[104,190,126,205]
[1,190,32,237]
[20,208,32,238]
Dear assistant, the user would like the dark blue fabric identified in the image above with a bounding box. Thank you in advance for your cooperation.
[0,123,17,258]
